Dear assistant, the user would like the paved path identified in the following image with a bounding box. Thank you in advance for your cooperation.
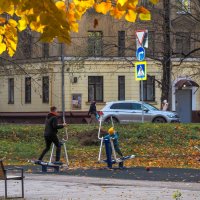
[0,168,200,200]
[0,172,200,200]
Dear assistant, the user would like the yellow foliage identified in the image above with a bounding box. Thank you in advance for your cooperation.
[0,41,6,52]
[8,19,18,28]
[125,10,137,22]
[117,0,128,7]
[94,2,112,15]
[0,0,157,57]
[139,13,151,20]
[110,7,126,19]
[0,27,5,35]
[55,1,67,11]
[0,17,6,24]
[17,18,28,32]
[70,22,79,32]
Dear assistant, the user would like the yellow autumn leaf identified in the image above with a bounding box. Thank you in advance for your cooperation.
[8,19,18,27]
[0,26,5,34]
[94,2,112,15]
[0,17,6,24]
[25,8,34,16]
[137,6,150,14]
[126,3,136,11]
[30,21,45,33]
[30,16,45,33]
[69,2,75,10]
[125,10,137,22]
[74,10,82,20]
[18,18,28,31]
[117,0,128,7]
[5,36,17,57]
[8,37,17,50]
[0,42,6,54]
[67,10,76,23]
[139,13,151,20]
[131,0,139,7]
[7,47,15,57]
[110,7,126,19]
[70,22,79,32]
[74,0,94,7]
[150,0,159,4]
[55,1,66,11]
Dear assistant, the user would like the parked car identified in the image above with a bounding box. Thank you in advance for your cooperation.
[100,100,180,123]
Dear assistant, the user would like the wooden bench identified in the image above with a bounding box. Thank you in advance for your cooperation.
[0,160,24,199]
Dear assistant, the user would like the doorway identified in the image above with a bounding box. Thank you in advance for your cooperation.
[175,89,192,123]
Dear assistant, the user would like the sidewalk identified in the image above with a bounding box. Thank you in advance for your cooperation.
[0,173,200,200]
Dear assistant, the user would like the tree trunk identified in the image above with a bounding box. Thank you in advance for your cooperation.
[161,0,171,106]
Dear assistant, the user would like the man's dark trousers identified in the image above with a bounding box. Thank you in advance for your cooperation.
[39,135,61,161]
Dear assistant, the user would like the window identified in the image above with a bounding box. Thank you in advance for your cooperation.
[140,76,155,101]
[8,78,14,104]
[110,103,132,110]
[176,32,190,55]
[131,103,142,110]
[88,31,103,56]
[88,76,103,102]
[146,31,155,57]
[118,31,125,56]
[42,76,49,103]
[177,0,190,13]
[25,77,31,103]
[43,43,49,58]
[19,30,32,58]
[118,76,125,100]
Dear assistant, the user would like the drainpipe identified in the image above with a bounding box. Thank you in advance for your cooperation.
[61,43,66,122]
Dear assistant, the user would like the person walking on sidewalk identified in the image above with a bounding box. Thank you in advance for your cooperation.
[88,100,98,124]
[37,106,67,164]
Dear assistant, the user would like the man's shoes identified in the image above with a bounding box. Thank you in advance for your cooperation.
[53,161,63,165]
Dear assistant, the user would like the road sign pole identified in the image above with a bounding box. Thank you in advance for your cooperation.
[141,80,144,123]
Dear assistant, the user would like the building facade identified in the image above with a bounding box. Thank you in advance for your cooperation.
[0,0,200,123]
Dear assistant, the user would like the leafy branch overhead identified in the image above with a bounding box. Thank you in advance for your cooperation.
[0,0,158,57]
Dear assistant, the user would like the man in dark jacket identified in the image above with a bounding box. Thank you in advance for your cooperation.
[37,106,66,164]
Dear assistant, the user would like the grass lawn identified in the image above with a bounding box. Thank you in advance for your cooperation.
[0,123,200,169]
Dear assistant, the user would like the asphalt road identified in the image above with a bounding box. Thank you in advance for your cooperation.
[29,165,200,183]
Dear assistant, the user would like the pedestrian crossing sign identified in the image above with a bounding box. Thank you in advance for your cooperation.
[135,61,147,81]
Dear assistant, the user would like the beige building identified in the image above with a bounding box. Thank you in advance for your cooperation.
[0,0,200,123]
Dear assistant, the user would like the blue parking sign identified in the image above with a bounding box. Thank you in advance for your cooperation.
[135,61,147,80]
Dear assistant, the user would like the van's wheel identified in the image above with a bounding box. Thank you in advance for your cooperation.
[153,117,166,123]
[105,117,119,124]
